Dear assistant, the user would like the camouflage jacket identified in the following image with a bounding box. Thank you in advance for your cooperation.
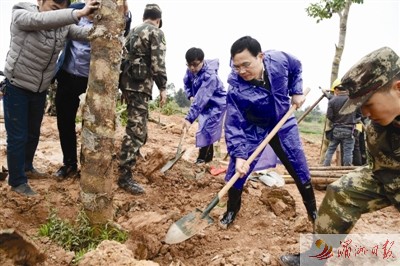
[366,117,400,174]
[120,21,167,97]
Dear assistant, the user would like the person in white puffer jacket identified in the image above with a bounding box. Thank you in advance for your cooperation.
[2,0,99,196]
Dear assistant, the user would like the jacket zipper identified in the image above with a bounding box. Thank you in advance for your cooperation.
[38,30,57,92]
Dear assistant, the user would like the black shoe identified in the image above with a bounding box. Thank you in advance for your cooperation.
[195,159,205,164]
[279,252,327,266]
[54,165,78,181]
[219,211,237,229]
[25,168,47,179]
[219,187,243,229]
[11,183,37,196]
[118,174,144,195]
[279,253,300,266]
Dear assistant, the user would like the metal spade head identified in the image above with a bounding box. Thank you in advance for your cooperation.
[165,208,213,244]
[160,149,186,173]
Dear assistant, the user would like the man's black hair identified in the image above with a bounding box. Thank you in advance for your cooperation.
[230,36,262,58]
[53,0,71,6]
[185,47,204,63]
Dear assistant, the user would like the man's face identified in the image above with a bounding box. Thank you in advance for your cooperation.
[361,81,400,126]
[232,49,263,81]
[186,60,203,75]
[39,0,68,12]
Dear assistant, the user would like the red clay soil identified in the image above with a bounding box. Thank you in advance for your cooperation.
[0,111,398,266]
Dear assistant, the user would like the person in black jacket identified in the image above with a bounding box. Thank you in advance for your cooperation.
[53,1,131,181]
[322,84,361,166]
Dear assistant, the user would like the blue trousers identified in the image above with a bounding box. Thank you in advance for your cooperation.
[3,80,46,187]
[323,126,355,166]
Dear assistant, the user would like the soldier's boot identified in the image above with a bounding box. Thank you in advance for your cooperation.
[279,250,327,266]
[279,253,301,266]
[117,168,144,195]
[219,187,243,229]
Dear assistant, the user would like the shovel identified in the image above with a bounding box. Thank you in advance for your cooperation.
[160,129,187,173]
[164,88,310,244]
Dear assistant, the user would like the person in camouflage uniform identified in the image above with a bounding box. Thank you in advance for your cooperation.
[280,47,400,266]
[118,3,167,195]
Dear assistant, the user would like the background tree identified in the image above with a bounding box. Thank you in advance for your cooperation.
[80,0,126,225]
[174,88,191,108]
[306,0,364,164]
[306,0,363,84]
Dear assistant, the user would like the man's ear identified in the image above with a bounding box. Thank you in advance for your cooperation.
[394,80,400,95]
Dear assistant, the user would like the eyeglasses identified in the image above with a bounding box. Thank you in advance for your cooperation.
[232,61,252,72]
[186,61,202,68]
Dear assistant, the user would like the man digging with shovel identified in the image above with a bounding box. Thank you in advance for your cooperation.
[181,47,227,166]
[220,36,318,229]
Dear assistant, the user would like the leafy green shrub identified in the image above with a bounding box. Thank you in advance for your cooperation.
[116,102,128,126]
[38,209,127,264]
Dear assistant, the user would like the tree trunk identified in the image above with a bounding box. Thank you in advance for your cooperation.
[80,0,125,225]
[321,0,353,165]
[330,0,352,84]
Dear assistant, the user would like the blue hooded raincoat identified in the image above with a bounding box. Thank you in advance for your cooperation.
[225,50,311,189]
[184,59,227,147]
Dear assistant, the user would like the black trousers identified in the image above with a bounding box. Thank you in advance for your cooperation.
[55,69,88,166]
[198,144,214,163]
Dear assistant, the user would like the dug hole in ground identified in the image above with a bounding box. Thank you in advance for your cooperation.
[0,109,399,266]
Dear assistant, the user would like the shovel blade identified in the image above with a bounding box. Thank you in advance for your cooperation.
[165,209,213,244]
[160,150,185,173]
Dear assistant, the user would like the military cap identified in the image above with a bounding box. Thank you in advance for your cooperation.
[340,47,400,114]
[143,3,163,28]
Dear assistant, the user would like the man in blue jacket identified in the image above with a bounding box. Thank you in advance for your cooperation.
[181,47,227,164]
[53,1,131,181]
[220,36,317,229]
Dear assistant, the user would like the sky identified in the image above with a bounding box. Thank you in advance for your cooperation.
[0,0,399,111]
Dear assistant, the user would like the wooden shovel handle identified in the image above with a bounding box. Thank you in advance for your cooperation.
[176,128,187,155]
[217,87,311,198]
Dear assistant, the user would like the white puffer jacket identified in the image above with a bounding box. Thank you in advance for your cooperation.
[4,2,89,92]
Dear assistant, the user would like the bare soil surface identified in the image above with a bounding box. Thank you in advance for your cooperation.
[0,111,398,266]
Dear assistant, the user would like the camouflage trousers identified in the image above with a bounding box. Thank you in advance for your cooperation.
[316,166,400,234]
[119,91,149,170]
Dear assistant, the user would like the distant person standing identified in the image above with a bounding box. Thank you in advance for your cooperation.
[118,3,167,195]
[181,48,227,164]
[319,79,339,164]
[323,84,361,166]
[2,0,99,196]
[53,1,131,181]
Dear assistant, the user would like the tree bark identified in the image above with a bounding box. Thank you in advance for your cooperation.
[80,0,125,225]
[330,0,352,84]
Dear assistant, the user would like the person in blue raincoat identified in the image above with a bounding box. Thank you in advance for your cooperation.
[181,47,227,164]
[220,36,317,229]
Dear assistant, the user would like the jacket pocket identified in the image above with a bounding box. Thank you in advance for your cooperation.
[131,58,148,81]
[333,126,353,140]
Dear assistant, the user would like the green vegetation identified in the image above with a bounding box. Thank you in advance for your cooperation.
[116,102,128,126]
[298,120,324,135]
[38,209,127,264]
